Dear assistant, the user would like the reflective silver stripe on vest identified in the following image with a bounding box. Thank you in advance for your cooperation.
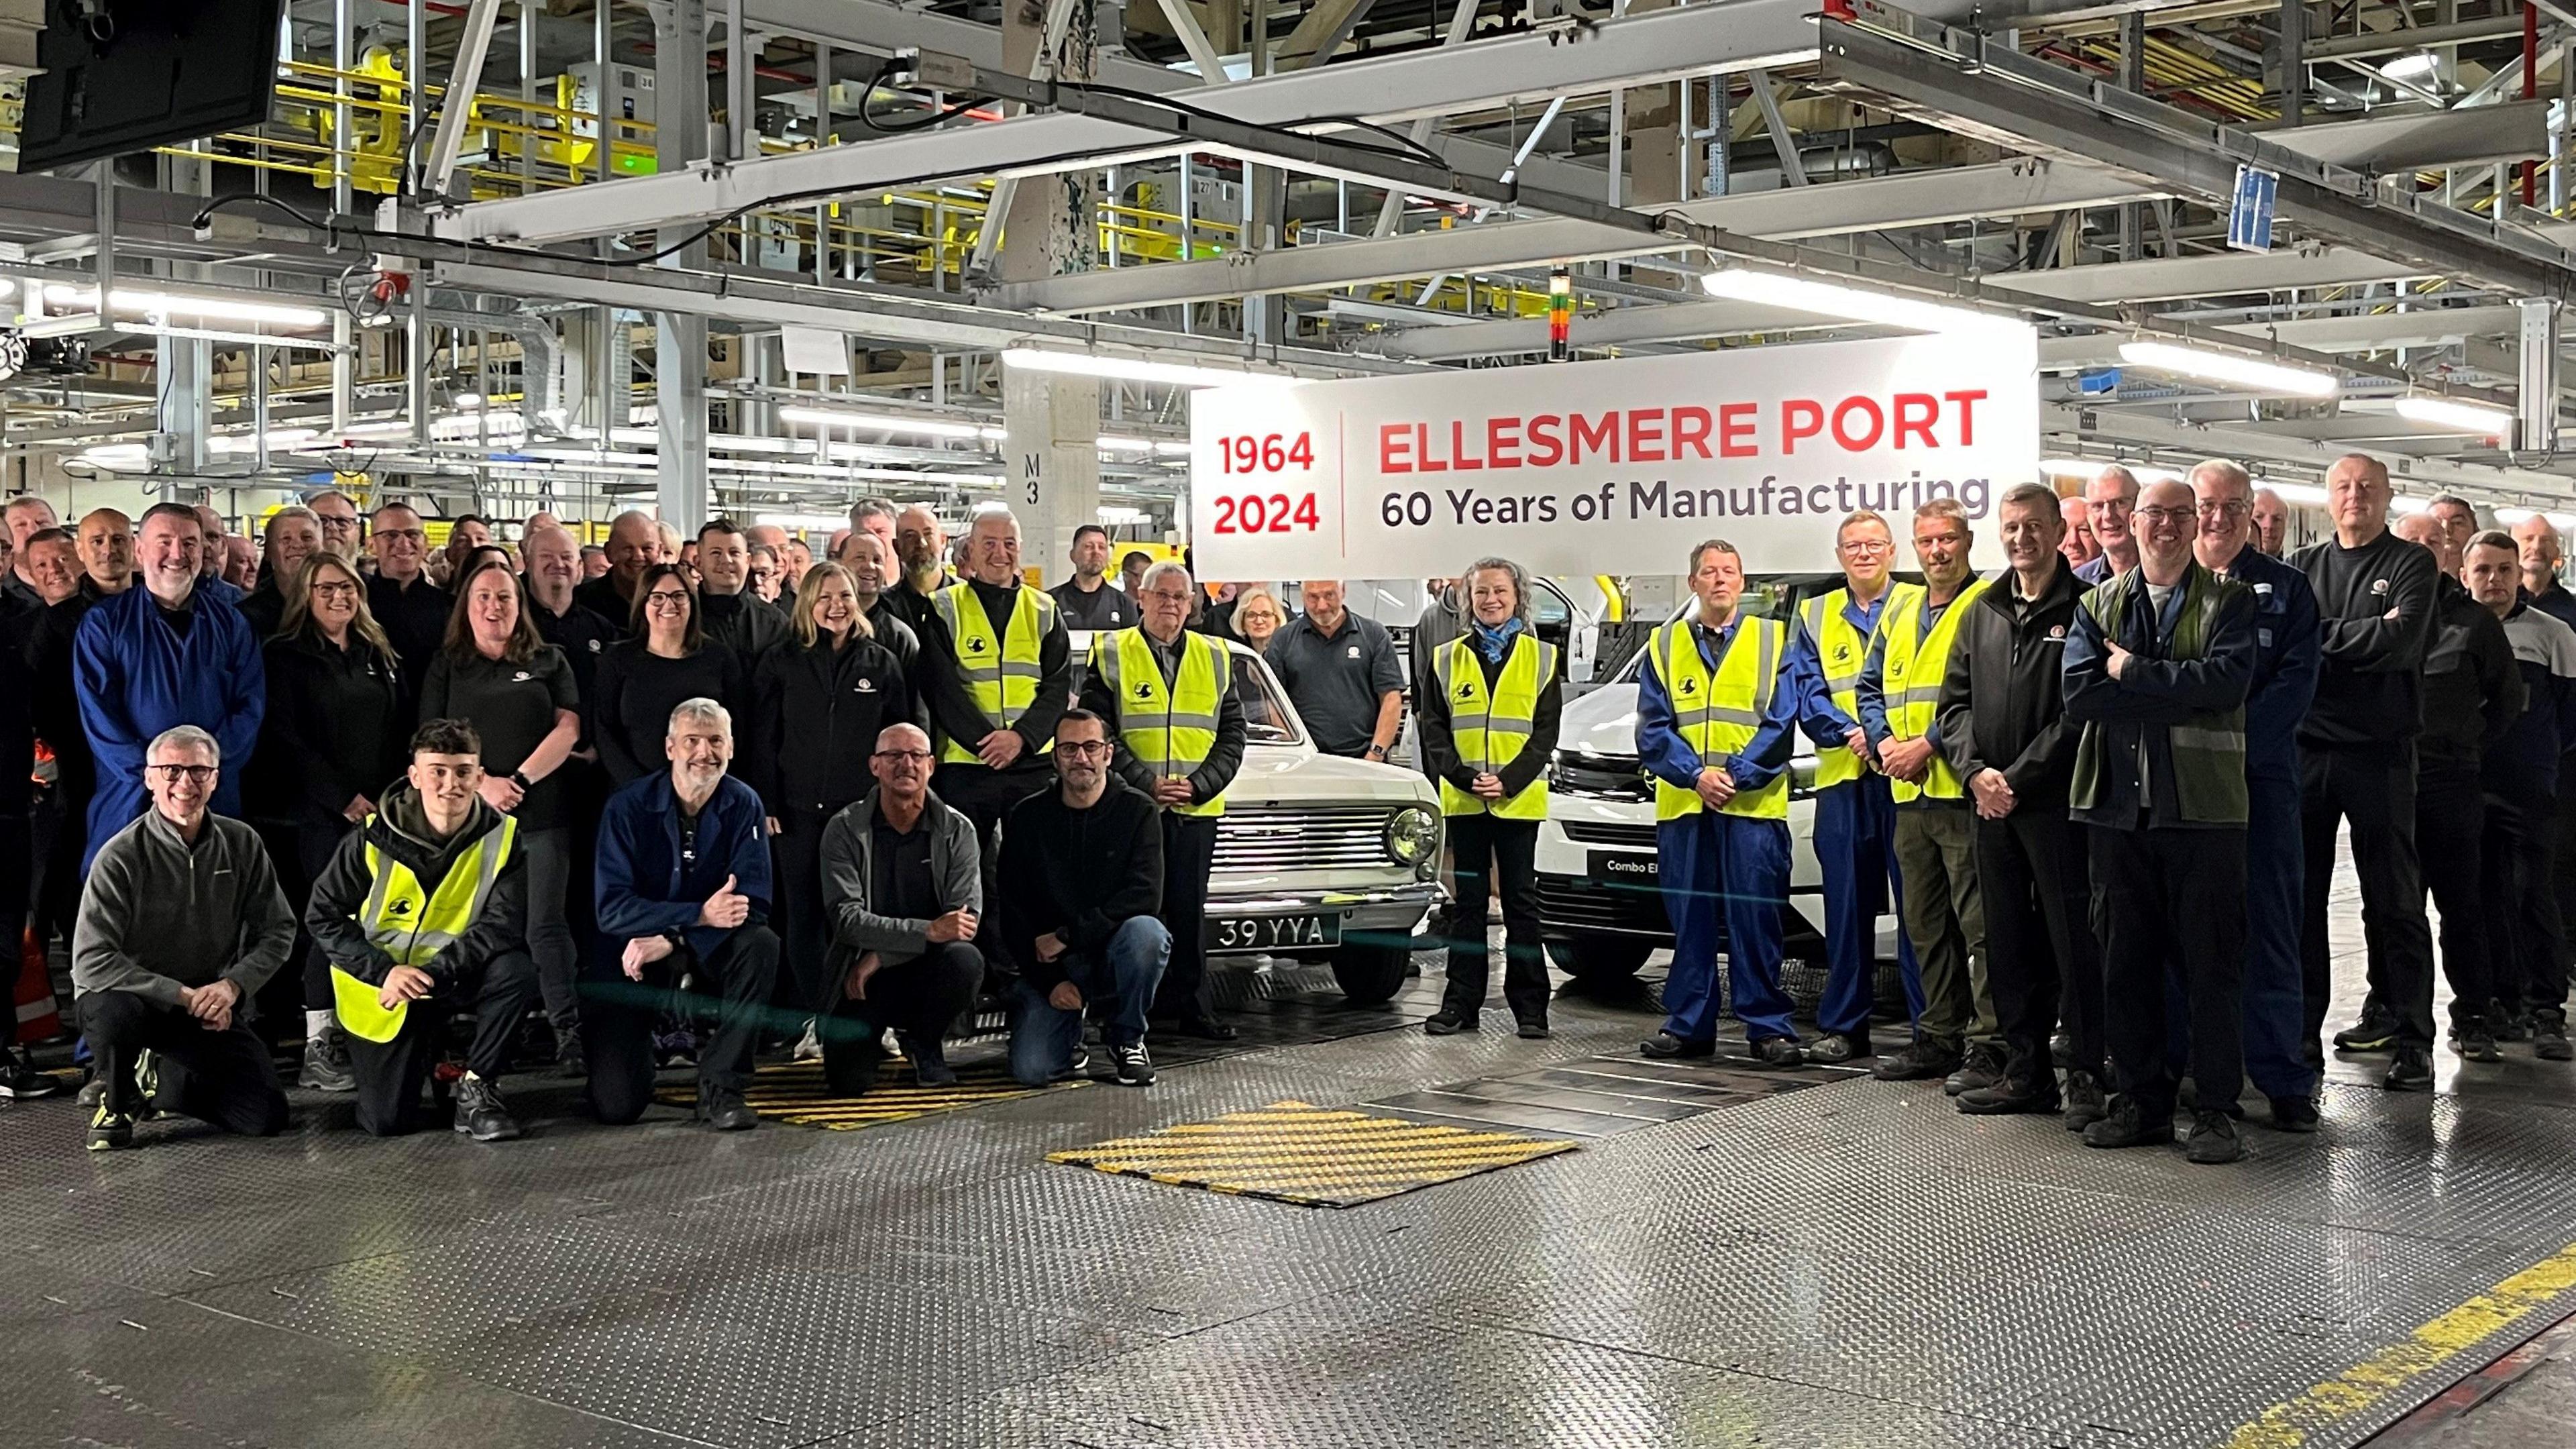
[2169,726,2249,754]
[363,820,513,960]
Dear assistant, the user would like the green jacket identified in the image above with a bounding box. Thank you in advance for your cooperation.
[2065,562,2257,828]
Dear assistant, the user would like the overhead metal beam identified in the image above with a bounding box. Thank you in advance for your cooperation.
[2048,403,2576,498]
[2036,304,2526,369]
[423,0,509,199]
[435,0,1822,245]
[2262,99,2550,173]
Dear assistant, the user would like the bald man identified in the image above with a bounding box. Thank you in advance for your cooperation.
[574,511,661,631]
[879,504,950,641]
[2251,488,2292,557]
[191,506,245,607]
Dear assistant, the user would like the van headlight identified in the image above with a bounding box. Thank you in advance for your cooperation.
[1387,806,1438,869]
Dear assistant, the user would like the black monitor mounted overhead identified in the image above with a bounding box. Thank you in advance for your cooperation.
[17,0,286,172]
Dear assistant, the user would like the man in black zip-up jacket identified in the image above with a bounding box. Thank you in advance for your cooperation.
[2467,531,2576,1059]
[1933,484,2101,1120]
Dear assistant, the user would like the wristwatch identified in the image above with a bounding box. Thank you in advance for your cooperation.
[1364,744,1389,761]
[509,769,533,790]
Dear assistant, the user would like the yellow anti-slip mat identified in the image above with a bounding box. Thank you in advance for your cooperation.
[655,1058,1083,1130]
[1048,1099,1578,1208]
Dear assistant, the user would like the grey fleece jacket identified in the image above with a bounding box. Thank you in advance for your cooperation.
[818,788,982,979]
[72,809,294,1008]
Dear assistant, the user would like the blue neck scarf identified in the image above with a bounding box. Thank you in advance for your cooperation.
[1472,616,1525,664]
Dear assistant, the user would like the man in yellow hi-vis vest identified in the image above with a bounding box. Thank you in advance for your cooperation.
[1418,557,1562,1038]
[1856,498,1996,1089]
[1078,561,1248,1038]
[1635,540,1805,1067]
[307,718,538,1142]
[1788,509,1924,1066]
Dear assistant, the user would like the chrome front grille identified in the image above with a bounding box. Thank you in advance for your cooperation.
[1213,808,1393,873]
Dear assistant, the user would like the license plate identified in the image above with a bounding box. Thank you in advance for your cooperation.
[1205,912,1343,953]
[1589,851,1659,886]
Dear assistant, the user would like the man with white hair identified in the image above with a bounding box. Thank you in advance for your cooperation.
[72,724,295,1150]
[588,697,777,1131]
[2075,464,2141,584]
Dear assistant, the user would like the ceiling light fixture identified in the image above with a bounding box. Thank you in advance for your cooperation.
[1697,266,2023,336]
[39,284,329,329]
[2383,50,2440,80]
[2115,341,2340,398]
[777,405,989,439]
[2392,394,2514,436]
[1000,347,1294,390]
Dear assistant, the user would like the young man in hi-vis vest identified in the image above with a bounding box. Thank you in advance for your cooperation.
[1634,540,1805,1067]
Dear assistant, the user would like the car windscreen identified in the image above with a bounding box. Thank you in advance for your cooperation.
[1609,573,1842,684]
[1234,649,1301,745]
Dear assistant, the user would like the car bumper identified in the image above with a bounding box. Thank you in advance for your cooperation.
[1203,882,1445,954]
[1534,801,1831,947]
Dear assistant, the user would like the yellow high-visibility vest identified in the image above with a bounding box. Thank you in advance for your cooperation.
[1797,583,1919,789]
[932,581,1057,765]
[1433,632,1558,820]
[1649,615,1789,822]
[331,815,519,1044]
[1093,627,1233,817]
[1876,576,1991,804]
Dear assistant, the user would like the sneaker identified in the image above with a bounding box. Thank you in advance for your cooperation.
[76,1073,106,1110]
[1065,1044,1091,1077]
[2061,1071,2109,1131]
[1110,1042,1156,1087]
[1945,1043,2006,1097]
[298,1032,356,1093]
[1872,1040,1963,1083]
[2536,1011,2573,1062]
[2383,1046,2434,1091]
[0,1049,63,1099]
[2267,1094,2320,1133]
[85,1102,135,1152]
[2082,1093,2176,1149]
[653,1025,698,1069]
[451,1075,523,1142]
[1748,1036,1805,1069]
[553,1024,588,1077]
[897,1032,958,1086]
[2491,1002,2531,1042]
[2184,1110,2245,1164]
[1424,1010,1479,1036]
[1959,1075,2061,1116]
[2457,1020,2503,1063]
[2332,1007,2398,1053]
[1806,1032,1870,1065]
[1640,1032,1715,1060]
[792,1018,823,1061]
[697,1085,759,1130]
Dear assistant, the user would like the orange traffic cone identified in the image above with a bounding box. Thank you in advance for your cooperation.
[15,927,60,1044]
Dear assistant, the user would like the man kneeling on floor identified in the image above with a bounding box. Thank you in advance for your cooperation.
[590,698,778,1130]
[816,722,984,1092]
[72,725,294,1150]
[306,718,539,1142]
[1001,710,1170,1087]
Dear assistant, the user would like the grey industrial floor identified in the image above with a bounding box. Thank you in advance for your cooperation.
[4,852,2574,1449]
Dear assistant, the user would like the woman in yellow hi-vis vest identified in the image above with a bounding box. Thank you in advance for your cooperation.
[1635,541,1805,1067]
[304,718,540,1143]
[1417,559,1563,1038]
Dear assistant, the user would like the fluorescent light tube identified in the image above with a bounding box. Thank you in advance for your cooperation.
[2116,341,2339,398]
[2392,394,2513,435]
[1698,266,2021,336]
[1001,347,1291,390]
[41,284,329,329]
[777,405,988,439]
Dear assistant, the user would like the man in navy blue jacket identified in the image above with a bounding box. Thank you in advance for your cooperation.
[2467,531,2576,1063]
[74,503,263,869]
[589,696,778,1130]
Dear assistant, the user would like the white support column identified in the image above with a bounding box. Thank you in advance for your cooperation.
[657,0,712,530]
[1004,360,1099,588]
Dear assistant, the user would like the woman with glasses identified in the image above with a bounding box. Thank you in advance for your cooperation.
[1231,586,1286,656]
[250,553,409,1093]
[421,557,586,1065]
[749,562,920,1021]
[593,563,749,788]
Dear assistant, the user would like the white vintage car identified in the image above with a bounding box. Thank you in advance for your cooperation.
[1071,632,1445,1004]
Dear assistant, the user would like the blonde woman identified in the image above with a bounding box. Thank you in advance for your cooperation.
[1232,585,1286,655]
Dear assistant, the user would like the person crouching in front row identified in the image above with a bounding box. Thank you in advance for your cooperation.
[814,722,985,1093]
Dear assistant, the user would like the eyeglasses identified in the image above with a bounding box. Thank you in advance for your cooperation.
[2133,506,2195,525]
[2195,500,2250,519]
[309,581,360,599]
[376,527,425,543]
[871,749,934,763]
[148,763,217,784]
[645,590,692,607]
[1837,539,1894,555]
[1057,740,1114,759]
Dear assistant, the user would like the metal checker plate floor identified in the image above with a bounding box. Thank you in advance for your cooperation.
[5,870,2576,1449]
[1045,1097,1578,1206]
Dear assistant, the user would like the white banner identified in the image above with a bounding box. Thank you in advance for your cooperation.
[1188,332,2039,580]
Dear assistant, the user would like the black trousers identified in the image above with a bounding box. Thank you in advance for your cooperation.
[1444,811,1547,1023]
[1152,812,1220,1019]
[772,802,847,1015]
[2485,792,2567,1021]
[1976,807,2102,1083]
[32,783,87,949]
[293,816,358,1013]
[933,761,1053,978]
[2092,824,2246,1116]
[584,925,781,1125]
[2416,763,2492,1030]
[2301,743,2436,1053]
[77,989,288,1135]
[820,940,983,1092]
[347,951,539,1136]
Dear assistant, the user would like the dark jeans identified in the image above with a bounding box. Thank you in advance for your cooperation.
[934,761,1053,978]
[584,925,781,1124]
[293,816,358,1013]
[820,940,983,1092]
[347,951,539,1136]
[2485,793,2566,1020]
[1443,811,1547,1024]
[77,989,288,1135]
[520,826,580,1030]
[2301,742,2436,1053]
[1153,812,1220,1020]
[2416,763,2491,1030]
[773,802,846,1014]
[1974,806,2101,1082]
[2092,824,2246,1117]
[1008,917,1171,1085]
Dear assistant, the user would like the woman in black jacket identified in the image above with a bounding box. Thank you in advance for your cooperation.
[753,561,919,1017]
[253,552,409,1093]
[593,562,747,786]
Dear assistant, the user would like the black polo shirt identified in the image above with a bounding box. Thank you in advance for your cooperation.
[1267,610,1403,757]
[1049,577,1132,631]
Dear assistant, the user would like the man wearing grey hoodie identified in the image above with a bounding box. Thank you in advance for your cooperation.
[816,722,985,1093]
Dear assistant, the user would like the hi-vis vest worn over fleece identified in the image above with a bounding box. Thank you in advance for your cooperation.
[1799,582,1919,789]
[1878,577,1992,803]
[2071,567,2251,825]
[1092,626,1234,817]
[1651,615,1790,822]
[932,580,1057,765]
[331,814,519,1043]
[1432,631,1559,820]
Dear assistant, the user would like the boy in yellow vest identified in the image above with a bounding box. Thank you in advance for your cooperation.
[1635,540,1805,1066]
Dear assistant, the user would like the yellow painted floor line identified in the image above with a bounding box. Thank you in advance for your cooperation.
[2224,1237,2576,1448]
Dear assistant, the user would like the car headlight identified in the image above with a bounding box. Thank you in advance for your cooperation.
[1790,755,1819,800]
[1387,806,1438,869]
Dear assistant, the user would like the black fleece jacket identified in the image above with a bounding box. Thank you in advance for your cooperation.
[1934,557,2083,810]
[305,783,528,987]
[2292,527,2438,748]
[997,781,1163,989]
[2418,574,2524,772]
[253,631,409,828]
[749,631,920,817]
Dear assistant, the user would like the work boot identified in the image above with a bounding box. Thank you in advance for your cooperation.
[553,1024,587,1077]
[2383,1046,2434,1091]
[1640,1032,1714,1060]
[1871,1039,1962,1082]
[0,1046,62,1099]
[1806,1031,1870,1065]
[2061,1071,2108,1132]
[1944,1042,2006,1096]
[1515,1017,1552,1040]
[2332,1004,2398,1053]
[1110,1042,1157,1087]
[2267,1094,2320,1133]
[1425,1010,1480,1036]
[1958,1073,2060,1116]
[451,1074,523,1143]
[897,1032,957,1086]
[2535,1010,2573,1062]
[2082,1093,2176,1149]
[2184,1110,2245,1165]
[2491,1001,2531,1043]
[697,1085,759,1131]
[1748,1036,1804,1068]
[298,1030,356,1093]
